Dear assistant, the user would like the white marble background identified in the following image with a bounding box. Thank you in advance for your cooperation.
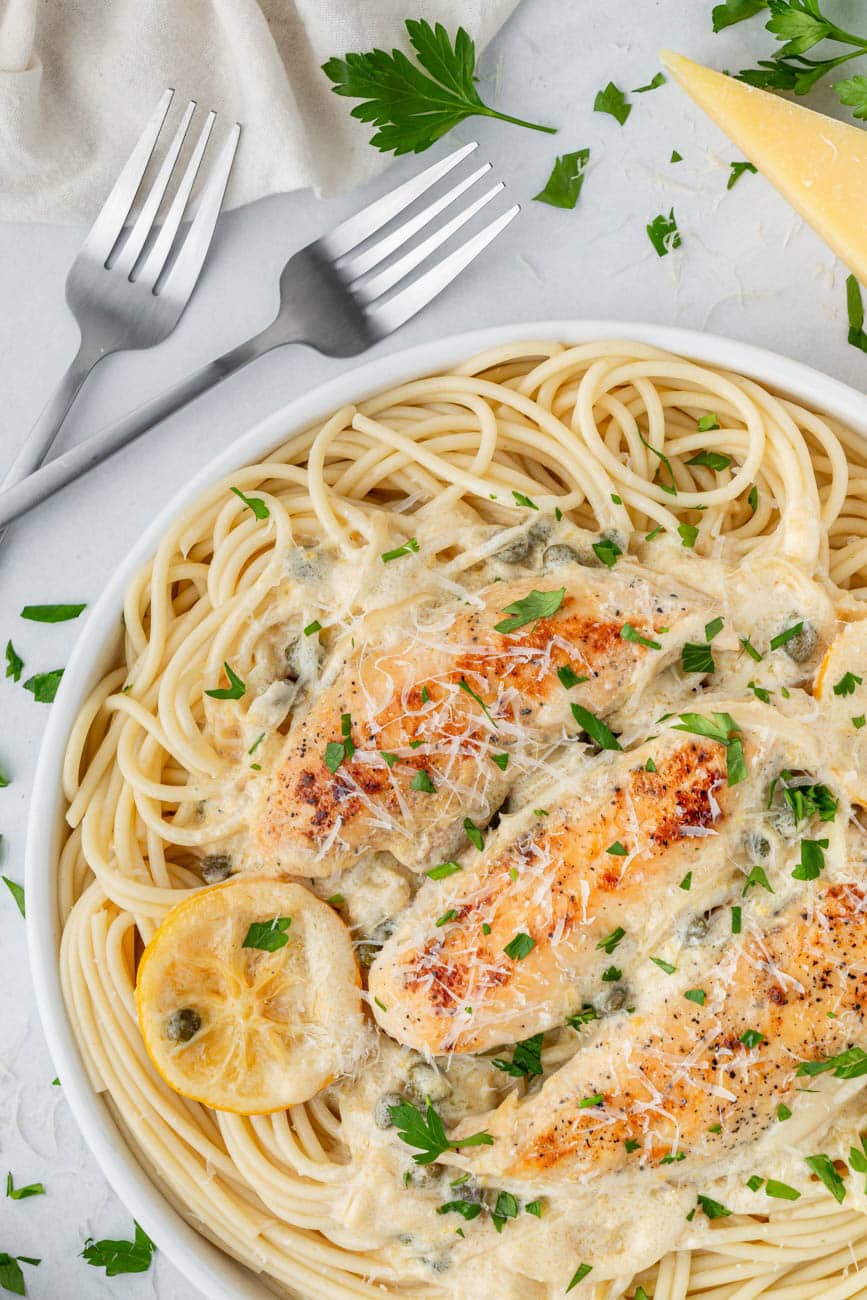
[1,0,865,1295]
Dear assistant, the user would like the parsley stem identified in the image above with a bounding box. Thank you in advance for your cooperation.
[479,107,557,134]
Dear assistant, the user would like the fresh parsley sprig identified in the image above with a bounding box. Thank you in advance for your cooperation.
[322,20,555,156]
[388,1098,493,1163]
[734,1,867,114]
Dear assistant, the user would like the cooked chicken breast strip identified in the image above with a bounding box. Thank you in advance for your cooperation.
[253,562,716,875]
[453,876,866,1184]
[370,705,809,1053]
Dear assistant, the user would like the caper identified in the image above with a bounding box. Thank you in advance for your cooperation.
[166,1008,201,1042]
[683,915,709,945]
[201,854,233,884]
[595,984,629,1014]
[408,1062,452,1102]
[373,1092,405,1129]
[496,534,534,564]
[746,831,771,859]
[542,544,586,569]
[284,638,302,682]
[782,620,817,664]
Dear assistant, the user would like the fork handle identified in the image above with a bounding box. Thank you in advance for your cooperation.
[2,341,104,491]
[0,321,286,530]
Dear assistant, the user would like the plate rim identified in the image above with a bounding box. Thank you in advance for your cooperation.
[25,319,867,1300]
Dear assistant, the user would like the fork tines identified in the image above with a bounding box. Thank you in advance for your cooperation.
[319,142,519,335]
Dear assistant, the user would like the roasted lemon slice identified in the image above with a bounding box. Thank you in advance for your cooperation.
[136,877,364,1114]
[814,618,867,808]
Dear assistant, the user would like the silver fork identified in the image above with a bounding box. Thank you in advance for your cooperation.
[3,89,240,494]
[0,142,518,529]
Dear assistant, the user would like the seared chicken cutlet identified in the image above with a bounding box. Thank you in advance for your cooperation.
[455,878,867,1183]
[370,705,811,1053]
[253,562,716,874]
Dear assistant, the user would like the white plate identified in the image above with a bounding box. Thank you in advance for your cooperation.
[26,320,867,1300]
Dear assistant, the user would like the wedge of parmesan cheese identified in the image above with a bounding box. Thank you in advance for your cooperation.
[661,49,867,282]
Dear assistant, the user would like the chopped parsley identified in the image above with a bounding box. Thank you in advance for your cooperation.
[650,956,677,974]
[596,926,625,955]
[740,1029,765,1048]
[204,662,246,700]
[427,861,462,881]
[494,588,565,634]
[621,622,661,651]
[679,872,692,890]
[731,905,742,934]
[646,207,681,257]
[458,677,497,727]
[855,715,866,729]
[602,965,622,981]
[797,1047,867,1080]
[504,932,536,961]
[791,837,829,881]
[579,1094,604,1108]
[229,486,269,519]
[638,431,678,495]
[463,817,484,850]
[411,769,436,793]
[747,680,771,703]
[303,620,322,636]
[847,274,867,352]
[324,741,346,773]
[2,877,25,918]
[380,751,399,767]
[805,1153,846,1203]
[23,669,63,703]
[677,522,699,549]
[645,757,657,773]
[782,782,837,823]
[435,910,457,928]
[82,1222,156,1276]
[512,490,538,510]
[594,81,630,124]
[671,149,682,162]
[688,447,729,465]
[5,1172,44,1200]
[567,1005,599,1029]
[387,1098,493,1164]
[0,1256,39,1292]
[834,671,863,696]
[606,841,628,856]
[672,711,746,785]
[533,148,591,209]
[685,988,706,1005]
[437,1199,481,1221]
[769,621,804,651]
[777,1103,792,1121]
[696,1194,732,1220]
[742,865,774,895]
[592,537,622,567]
[492,1033,544,1078]
[20,603,86,623]
[557,664,588,690]
[566,1263,593,1291]
[765,1178,801,1200]
[380,538,419,563]
[571,703,622,751]
[705,617,724,641]
[740,636,763,662]
[728,160,758,189]
[5,641,23,682]
[491,752,510,770]
[681,642,715,674]
[634,71,666,93]
[242,916,291,952]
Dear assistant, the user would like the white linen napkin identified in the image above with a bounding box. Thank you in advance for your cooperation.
[0,0,519,223]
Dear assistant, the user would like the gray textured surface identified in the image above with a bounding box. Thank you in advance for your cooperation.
[1,1,865,1295]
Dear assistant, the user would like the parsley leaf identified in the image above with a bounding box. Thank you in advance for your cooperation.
[533,148,590,209]
[322,20,555,156]
[672,711,746,785]
[20,604,85,623]
[438,1199,482,1220]
[5,641,23,682]
[594,82,631,124]
[805,1153,846,1203]
[678,522,699,549]
[638,430,678,494]
[23,669,63,703]
[833,671,863,696]
[621,623,661,651]
[463,817,484,850]
[411,769,436,793]
[687,449,730,468]
[242,916,292,952]
[388,1098,492,1163]
[712,0,767,32]
[324,741,346,773]
[491,752,510,770]
[381,538,420,562]
[557,664,588,690]
[647,208,681,257]
[81,1222,156,1276]
[697,1194,732,1219]
[769,621,804,651]
[204,662,245,700]
[782,782,837,823]
[2,877,25,918]
[728,160,758,189]
[705,617,724,641]
[592,538,622,567]
[567,1263,593,1291]
[743,864,774,895]
[427,861,462,881]
[791,837,829,880]
[651,956,677,974]
[685,988,706,1005]
[836,75,867,121]
[5,1172,44,1200]
[571,703,622,751]
[0,1254,39,1296]
[766,1178,801,1200]
[681,642,715,674]
[596,926,626,955]
[847,275,867,352]
[229,486,269,519]
[797,1046,867,1080]
[634,72,666,93]
[494,588,565,634]
[492,1033,544,1078]
[458,678,497,727]
[304,620,322,637]
[504,932,535,961]
[512,490,538,510]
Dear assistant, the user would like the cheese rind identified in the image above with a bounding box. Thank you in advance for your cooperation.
[661,49,867,283]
